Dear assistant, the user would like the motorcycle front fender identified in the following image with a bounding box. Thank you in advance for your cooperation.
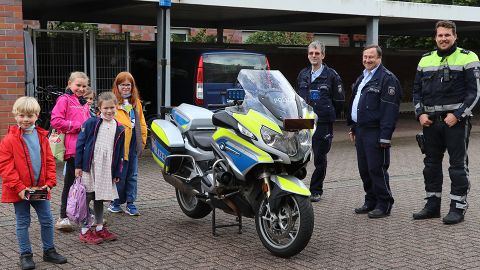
[270,175,311,197]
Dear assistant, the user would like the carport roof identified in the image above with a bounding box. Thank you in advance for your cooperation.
[23,0,480,37]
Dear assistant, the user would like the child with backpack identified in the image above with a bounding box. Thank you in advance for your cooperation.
[0,97,67,269]
[51,71,90,232]
[75,92,125,244]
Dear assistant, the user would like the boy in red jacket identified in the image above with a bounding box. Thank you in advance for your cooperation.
[0,97,67,270]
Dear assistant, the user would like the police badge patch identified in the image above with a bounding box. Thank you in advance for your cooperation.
[388,86,395,96]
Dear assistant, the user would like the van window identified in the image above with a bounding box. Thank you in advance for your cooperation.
[203,53,268,83]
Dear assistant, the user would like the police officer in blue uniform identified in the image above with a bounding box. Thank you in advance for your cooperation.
[296,40,344,202]
[347,45,402,218]
[412,21,480,225]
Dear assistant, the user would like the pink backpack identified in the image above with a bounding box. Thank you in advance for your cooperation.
[66,177,88,223]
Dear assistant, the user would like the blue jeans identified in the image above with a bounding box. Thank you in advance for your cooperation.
[114,150,138,205]
[14,200,55,254]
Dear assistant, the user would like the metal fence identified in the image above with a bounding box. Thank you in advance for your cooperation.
[26,29,129,128]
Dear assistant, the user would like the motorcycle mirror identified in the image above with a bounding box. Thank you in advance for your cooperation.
[283,118,314,131]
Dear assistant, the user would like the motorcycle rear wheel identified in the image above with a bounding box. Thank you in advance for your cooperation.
[255,194,314,258]
[175,188,212,219]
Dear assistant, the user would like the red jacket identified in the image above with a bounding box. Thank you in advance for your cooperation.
[0,126,56,203]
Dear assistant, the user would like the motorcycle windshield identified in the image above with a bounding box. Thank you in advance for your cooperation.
[237,69,300,122]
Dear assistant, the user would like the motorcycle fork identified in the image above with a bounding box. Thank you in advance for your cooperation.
[259,171,271,198]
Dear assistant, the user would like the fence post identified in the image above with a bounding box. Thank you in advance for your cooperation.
[89,31,97,90]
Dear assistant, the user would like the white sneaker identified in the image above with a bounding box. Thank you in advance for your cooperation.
[55,217,73,232]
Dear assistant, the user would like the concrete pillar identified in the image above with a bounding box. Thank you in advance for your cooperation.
[217,28,223,44]
[0,0,25,136]
[366,17,379,45]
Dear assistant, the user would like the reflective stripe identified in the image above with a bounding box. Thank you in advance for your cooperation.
[461,71,480,118]
[426,192,441,198]
[456,202,468,210]
[423,103,462,112]
[449,194,466,202]
[415,103,422,109]
[465,61,480,70]
[420,65,463,72]
[379,139,390,144]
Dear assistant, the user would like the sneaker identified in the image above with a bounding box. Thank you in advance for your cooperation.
[43,248,67,264]
[108,203,123,213]
[79,230,103,245]
[125,203,140,216]
[55,217,73,232]
[95,227,117,241]
[19,253,35,270]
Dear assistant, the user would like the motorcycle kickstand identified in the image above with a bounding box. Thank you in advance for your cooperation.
[211,208,243,237]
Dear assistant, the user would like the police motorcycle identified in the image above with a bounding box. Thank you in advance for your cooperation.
[150,69,315,257]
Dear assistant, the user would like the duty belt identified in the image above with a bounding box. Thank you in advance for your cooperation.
[423,103,462,113]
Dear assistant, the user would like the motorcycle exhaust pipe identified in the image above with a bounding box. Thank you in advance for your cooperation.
[162,172,199,197]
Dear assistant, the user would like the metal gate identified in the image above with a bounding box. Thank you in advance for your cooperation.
[25,29,129,128]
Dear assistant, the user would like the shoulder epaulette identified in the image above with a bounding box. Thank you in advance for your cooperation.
[331,68,339,76]
[461,49,470,54]
[422,51,433,57]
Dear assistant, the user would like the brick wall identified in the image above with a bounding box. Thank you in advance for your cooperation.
[0,0,24,136]
[98,24,156,41]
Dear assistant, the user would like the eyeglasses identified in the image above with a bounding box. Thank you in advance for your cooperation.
[119,83,132,88]
[308,52,321,56]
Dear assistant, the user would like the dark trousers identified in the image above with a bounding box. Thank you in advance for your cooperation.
[355,127,394,212]
[60,157,76,218]
[310,122,333,195]
[423,117,471,197]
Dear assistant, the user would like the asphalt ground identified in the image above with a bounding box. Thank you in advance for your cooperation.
[2,117,480,269]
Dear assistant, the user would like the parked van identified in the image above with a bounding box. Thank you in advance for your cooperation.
[194,51,269,107]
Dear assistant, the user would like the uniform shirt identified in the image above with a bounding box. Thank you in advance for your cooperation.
[351,65,379,122]
[311,64,324,83]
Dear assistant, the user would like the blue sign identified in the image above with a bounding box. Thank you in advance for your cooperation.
[159,0,171,7]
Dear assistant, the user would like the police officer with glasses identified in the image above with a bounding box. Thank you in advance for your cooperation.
[412,20,480,225]
[296,40,344,202]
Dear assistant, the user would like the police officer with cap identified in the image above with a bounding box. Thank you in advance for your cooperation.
[296,40,344,202]
[348,44,402,218]
[412,20,480,225]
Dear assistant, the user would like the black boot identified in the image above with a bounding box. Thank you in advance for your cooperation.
[412,196,441,220]
[43,248,67,264]
[443,200,466,225]
[19,253,35,270]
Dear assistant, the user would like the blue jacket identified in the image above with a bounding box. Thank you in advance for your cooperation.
[75,117,125,178]
[347,64,402,144]
[296,64,344,123]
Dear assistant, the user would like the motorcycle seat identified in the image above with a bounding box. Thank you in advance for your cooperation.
[185,130,215,151]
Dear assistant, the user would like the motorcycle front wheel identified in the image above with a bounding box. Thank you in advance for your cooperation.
[255,194,314,258]
[175,188,212,219]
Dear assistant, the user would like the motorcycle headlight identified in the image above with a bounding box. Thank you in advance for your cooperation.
[260,126,298,157]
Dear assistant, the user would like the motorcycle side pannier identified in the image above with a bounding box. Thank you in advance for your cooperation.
[150,119,185,171]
